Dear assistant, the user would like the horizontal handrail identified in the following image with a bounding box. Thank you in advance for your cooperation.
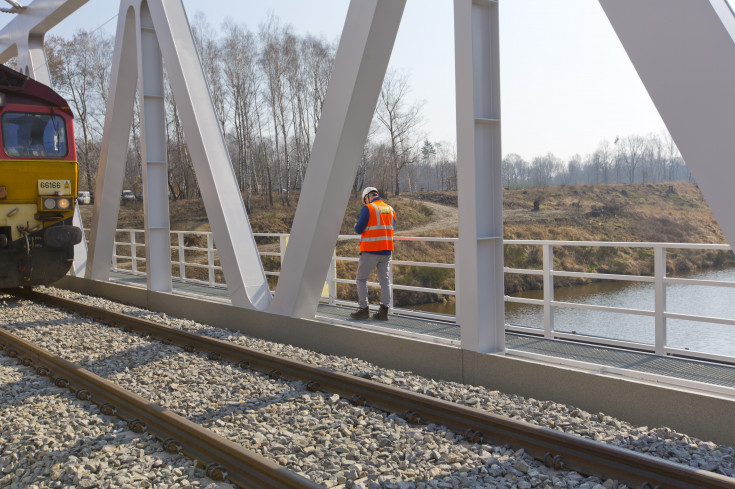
[665,277,735,287]
[504,239,732,249]
[551,271,654,282]
[553,300,655,317]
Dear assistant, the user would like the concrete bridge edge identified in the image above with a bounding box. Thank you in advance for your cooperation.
[55,276,735,448]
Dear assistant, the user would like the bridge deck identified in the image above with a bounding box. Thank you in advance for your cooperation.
[105,271,735,392]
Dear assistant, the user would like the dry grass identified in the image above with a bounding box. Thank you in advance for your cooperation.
[79,182,734,303]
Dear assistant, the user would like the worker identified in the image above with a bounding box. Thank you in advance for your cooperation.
[350,187,396,321]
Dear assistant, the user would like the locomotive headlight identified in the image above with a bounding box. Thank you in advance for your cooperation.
[41,198,72,211]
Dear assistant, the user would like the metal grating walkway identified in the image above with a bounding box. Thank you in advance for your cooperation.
[506,334,735,390]
[316,304,461,341]
[105,272,735,391]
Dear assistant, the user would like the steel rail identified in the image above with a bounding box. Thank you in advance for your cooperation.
[0,325,321,488]
[17,289,735,489]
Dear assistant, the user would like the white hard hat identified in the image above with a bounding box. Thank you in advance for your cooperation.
[362,187,378,200]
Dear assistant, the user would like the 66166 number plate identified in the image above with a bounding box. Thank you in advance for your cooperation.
[38,179,71,196]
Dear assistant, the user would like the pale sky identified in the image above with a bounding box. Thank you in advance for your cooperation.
[3,0,673,162]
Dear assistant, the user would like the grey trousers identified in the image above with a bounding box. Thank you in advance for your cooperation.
[355,252,392,308]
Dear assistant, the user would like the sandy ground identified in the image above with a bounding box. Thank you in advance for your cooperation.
[395,201,565,236]
[396,201,458,236]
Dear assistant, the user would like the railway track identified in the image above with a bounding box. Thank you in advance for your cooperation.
[4,287,735,489]
[0,305,320,488]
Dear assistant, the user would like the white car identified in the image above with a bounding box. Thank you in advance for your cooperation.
[78,191,91,205]
[121,190,136,202]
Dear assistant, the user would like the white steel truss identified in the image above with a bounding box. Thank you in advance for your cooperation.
[138,1,171,292]
[599,0,735,257]
[454,0,505,352]
[0,0,88,81]
[29,0,735,354]
[87,0,272,308]
[0,0,506,353]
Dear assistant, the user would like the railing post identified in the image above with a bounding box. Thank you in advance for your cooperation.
[112,233,118,271]
[178,232,185,281]
[654,246,667,355]
[454,240,459,324]
[279,234,288,293]
[543,243,554,338]
[131,230,137,274]
[328,250,337,305]
[279,234,288,267]
[207,233,215,286]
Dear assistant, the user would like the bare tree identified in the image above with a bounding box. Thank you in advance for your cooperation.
[435,142,457,191]
[568,154,583,184]
[592,140,612,184]
[222,21,260,211]
[166,82,196,200]
[662,131,682,182]
[530,153,561,187]
[46,31,109,194]
[284,33,309,189]
[616,134,646,184]
[302,35,334,140]
[260,15,294,206]
[502,153,526,189]
[643,132,665,183]
[191,14,227,133]
[375,70,423,195]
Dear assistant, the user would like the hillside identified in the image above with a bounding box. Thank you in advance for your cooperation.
[413,182,726,243]
[79,182,734,303]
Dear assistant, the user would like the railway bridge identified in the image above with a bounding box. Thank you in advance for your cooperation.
[3,0,735,460]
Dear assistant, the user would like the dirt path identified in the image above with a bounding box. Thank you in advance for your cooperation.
[397,201,458,236]
[395,201,568,236]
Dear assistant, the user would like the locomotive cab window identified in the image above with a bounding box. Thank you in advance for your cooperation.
[2,112,68,159]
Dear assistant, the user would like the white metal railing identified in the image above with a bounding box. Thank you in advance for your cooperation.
[111,229,225,287]
[504,240,735,364]
[106,229,458,317]
[101,229,735,363]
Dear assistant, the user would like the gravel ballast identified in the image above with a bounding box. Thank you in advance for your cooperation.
[1,288,733,488]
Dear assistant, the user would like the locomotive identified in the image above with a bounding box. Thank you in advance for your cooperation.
[0,64,82,288]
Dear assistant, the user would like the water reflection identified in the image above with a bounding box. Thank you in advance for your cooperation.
[410,267,735,357]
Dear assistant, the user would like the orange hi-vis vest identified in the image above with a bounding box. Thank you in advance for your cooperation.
[359,199,396,252]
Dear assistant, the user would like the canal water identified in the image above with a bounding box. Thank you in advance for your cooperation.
[411,267,735,357]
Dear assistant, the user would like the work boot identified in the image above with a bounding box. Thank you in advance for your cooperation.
[373,304,389,321]
[350,307,370,319]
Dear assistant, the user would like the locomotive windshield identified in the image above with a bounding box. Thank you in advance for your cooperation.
[1,112,68,159]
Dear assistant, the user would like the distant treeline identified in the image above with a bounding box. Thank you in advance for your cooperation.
[502,132,690,188]
[36,15,691,208]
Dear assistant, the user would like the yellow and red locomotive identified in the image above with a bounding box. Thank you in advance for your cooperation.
[0,64,82,287]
